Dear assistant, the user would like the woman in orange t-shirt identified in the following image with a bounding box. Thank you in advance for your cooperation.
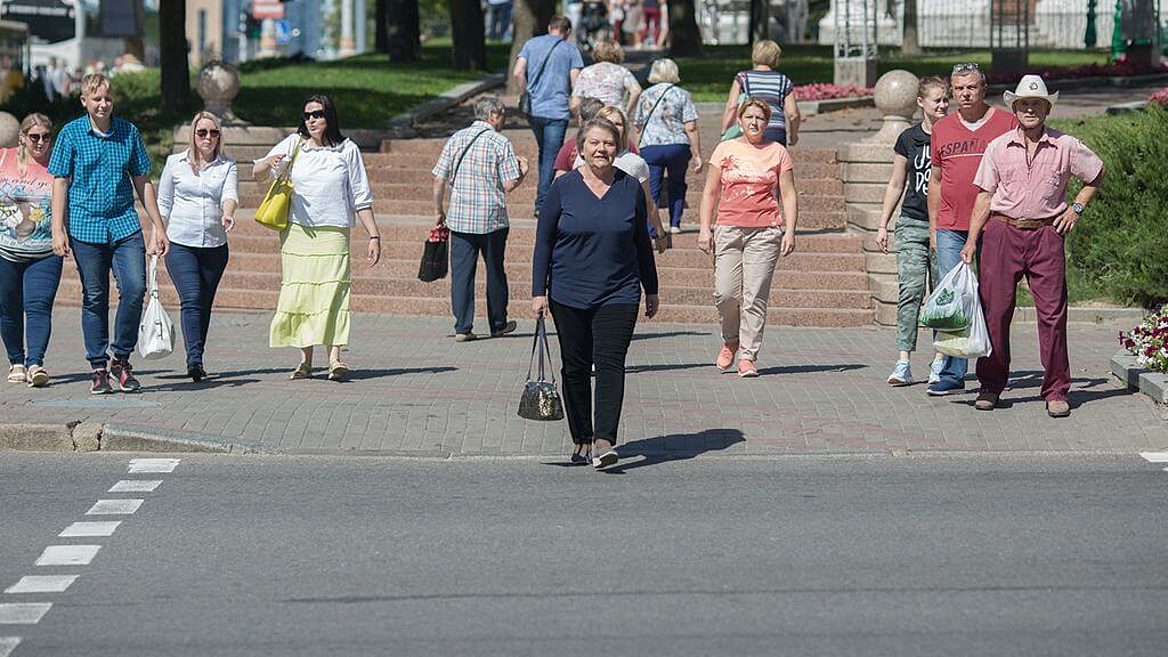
[698,98,798,377]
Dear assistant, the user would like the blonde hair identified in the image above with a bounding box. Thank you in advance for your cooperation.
[80,73,110,97]
[187,111,224,171]
[751,40,782,69]
[647,58,680,84]
[17,113,52,176]
[595,106,628,148]
[737,97,772,123]
[592,40,625,64]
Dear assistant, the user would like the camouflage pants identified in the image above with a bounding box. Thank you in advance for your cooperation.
[894,216,935,352]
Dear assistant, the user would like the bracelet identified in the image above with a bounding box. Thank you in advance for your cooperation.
[369,236,380,240]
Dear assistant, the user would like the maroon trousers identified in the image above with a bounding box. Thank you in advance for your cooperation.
[975,219,1071,401]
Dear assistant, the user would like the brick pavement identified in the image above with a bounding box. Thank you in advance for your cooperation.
[2,308,1165,457]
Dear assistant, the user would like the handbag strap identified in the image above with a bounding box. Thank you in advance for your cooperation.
[526,38,565,91]
[277,139,302,182]
[526,317,556,385]
[450,129,491,184]
[637,84,675,147]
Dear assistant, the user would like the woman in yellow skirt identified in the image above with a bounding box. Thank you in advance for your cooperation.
[253,94,381,381]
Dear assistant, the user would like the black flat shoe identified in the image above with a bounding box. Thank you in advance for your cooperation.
[188,364,206,383]
[570,453,588,465]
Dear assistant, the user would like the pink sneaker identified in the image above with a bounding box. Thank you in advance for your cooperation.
[738,359,759,378]
[716,342,739,370]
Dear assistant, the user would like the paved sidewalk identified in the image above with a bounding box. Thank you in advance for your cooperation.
[1,308,1165,457]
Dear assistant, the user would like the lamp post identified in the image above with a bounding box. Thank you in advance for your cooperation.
[1085,0,1098,48]
[1110,0,1125,60]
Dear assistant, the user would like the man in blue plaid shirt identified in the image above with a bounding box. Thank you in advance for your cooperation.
[49,73,169,395]
[432,95,528,342]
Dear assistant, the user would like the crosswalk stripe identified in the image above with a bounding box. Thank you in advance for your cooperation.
[59,521,121,537]
[108,480,163,493]
[128,458,180,473]
[0,636,21,657]
[4,576,78,594]
[86,499,143,515]
[0,603,51,624]
[1139,452,1168,463]
[35,545,101,567]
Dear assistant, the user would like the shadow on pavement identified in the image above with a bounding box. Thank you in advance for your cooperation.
[756,363,866,376]
[949,371,1133,410]
[601,429,747,475]
[631,330,712,342]
[344,366,458,381]
[627,362,711,374]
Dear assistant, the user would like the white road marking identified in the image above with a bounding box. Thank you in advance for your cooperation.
[108,480,162,493]
[128,458,180,473]
[0,603,51,624]
[59,521,121,537]
[35,545,101,567]
[1139,452,1168,463]
[0,637,21,657]
[86,499,143,515]
[4,576,78,594]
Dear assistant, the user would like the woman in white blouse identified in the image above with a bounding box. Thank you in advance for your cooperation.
[253,94,381,382]
[158,111,238,383]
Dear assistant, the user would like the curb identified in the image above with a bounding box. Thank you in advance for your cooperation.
[1109,350,1168,419]
[0,421,271,454]
[988,72,1168,95]
[696,97,873,118]
[385,72,507,139]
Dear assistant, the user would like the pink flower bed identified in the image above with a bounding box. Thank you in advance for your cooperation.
[986,61,1166,85]
[1119,305,1168,374]
[1149,87,1168,106]
[794,83,873,101]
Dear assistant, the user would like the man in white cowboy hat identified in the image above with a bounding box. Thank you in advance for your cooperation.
[959,74,1105,418]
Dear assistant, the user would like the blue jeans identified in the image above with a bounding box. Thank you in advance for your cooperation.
[488,1,512,40]
[640,144,691,229]
[529,116,569,215]
[165,242,229,367]
[935,229,969,386]
[764,127,787,145]
[0,254,63,368]
[70,231,147,369]
[450,228,509,334]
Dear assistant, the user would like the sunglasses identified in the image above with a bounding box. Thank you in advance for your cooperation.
[25,133,50,143]
[195,128,221,138]
[303,110,327,121]
[952,63,982,74]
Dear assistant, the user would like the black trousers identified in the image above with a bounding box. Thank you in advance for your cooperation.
[549,300,639,445]
[450,228,509,334]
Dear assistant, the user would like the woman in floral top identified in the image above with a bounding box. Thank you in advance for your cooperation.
[570,40,641,118]
[0,114,60,387]
[632,58,702,234]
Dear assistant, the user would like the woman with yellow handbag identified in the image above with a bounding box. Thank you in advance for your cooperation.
[252,94,381,382]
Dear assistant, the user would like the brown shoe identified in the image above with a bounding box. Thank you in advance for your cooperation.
[1046,399,1070,418]
[974,391,999,411]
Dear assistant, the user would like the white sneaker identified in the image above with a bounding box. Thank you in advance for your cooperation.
[668,226,681,235]
[928,357,944,384]
[887,360,913,386]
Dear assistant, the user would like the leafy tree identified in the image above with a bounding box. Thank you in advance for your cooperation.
[449,0,487,70]
[667,0,703,57]
[388,0,422,61]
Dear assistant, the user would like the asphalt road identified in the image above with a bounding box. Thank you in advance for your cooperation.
[2,453,1167,656]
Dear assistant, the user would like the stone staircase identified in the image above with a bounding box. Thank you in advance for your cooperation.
[55,129,878,327]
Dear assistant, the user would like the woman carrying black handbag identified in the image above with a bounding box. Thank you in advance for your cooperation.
[531,118,659,469]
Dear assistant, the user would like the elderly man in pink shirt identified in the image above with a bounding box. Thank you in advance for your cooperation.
[960,75,1105,418]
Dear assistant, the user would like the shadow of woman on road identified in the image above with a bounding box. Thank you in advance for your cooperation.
[600,428,747,474]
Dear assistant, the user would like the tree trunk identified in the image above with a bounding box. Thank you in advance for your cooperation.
[375,0,389,53]
[387,0,421,62]
[901,0,920,54]
[159,0,190,116]
[667,0,703,57]
[506,0,554,94]
[749,0,769,43]
[450,0,487,70]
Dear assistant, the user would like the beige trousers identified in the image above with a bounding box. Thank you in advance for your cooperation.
[713,225,782,361]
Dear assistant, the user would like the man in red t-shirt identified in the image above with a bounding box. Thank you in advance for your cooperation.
[924,63,1017,396]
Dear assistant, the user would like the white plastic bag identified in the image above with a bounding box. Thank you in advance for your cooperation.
[137,254,175,360]
[919,261,977,331]
[933,265,992,360]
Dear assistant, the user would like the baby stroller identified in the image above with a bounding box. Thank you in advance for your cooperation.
[579,1,610,50]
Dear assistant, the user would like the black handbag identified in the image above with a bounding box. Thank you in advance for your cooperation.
[417,227,449,282]
[517,318,565,421]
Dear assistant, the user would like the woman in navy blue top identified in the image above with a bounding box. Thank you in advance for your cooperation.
[532,118,659,469]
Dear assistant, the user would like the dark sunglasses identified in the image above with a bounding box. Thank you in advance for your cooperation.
[25,133,50,143]
[303,110,327,121]
[195,128,221,138]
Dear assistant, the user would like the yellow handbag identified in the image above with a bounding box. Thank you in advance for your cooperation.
[254,140,301,231]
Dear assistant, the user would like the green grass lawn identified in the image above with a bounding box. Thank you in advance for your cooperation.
[675,45,1111,102]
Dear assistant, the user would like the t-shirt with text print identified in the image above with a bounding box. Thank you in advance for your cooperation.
[930,108,1017,231]
[892,123,931,222]
[0,147,54,262]
[709,139,794,228]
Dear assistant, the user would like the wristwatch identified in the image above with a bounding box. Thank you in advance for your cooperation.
[1071,202,1085,215]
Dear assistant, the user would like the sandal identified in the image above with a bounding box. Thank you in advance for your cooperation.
[290,362,312,380]
[328,361,349,382]
[7,364,26,383]
[26,365,49,388]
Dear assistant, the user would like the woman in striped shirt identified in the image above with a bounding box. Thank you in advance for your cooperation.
[720,40,800,146]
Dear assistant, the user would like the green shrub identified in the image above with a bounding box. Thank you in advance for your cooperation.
[1053,106,1168,309]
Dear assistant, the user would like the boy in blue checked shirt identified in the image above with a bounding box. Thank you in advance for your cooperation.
[49,73,169,394]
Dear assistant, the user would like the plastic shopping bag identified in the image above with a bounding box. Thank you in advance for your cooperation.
[919,261,977,331]
[137,254,175,360]
[933,267,992,360]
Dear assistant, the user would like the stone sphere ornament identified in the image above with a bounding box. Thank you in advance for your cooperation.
[0,111,19,148]
[197,60,246,125]
[864,69,921,145]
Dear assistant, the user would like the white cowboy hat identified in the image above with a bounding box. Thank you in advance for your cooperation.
[1003,75,1059,108]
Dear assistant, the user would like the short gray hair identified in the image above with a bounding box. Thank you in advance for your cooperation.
[648,59,680,85]
[474,95,506,120]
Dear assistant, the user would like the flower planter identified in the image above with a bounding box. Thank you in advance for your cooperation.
[1110,350,1147,390]
[1140,372,1168,406]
